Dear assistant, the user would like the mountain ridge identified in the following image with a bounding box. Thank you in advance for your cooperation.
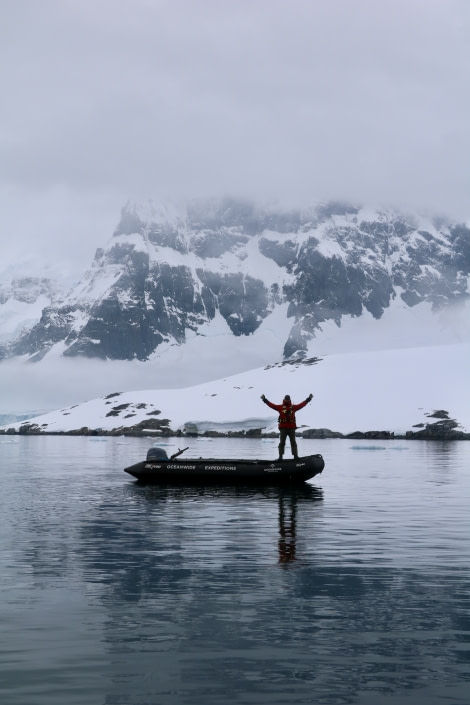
[1,198,468,365]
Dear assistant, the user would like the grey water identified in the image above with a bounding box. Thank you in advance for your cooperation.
[0,436,469,705]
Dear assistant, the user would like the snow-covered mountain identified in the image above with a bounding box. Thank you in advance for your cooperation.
[2,198,469,365]
[1,198,468,423]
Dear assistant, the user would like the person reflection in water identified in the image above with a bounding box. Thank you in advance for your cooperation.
[261,393,313,460]
[278,495,297,563]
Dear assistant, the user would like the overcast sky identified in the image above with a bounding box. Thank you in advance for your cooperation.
[1,0,469,281]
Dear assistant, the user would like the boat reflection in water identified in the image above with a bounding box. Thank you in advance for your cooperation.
[125,482,323,567]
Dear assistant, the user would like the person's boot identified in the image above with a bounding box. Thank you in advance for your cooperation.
[277,445,283,462]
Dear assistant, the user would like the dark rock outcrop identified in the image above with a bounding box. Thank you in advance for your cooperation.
[406,409,469,439]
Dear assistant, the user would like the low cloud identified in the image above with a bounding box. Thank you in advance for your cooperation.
[1,0,469,278]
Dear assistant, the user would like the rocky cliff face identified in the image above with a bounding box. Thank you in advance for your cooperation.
[3,199,469,362]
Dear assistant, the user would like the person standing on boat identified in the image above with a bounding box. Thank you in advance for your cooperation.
[261,393,313,460]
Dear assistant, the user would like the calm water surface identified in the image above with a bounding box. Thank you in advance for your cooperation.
[1,436,469,705]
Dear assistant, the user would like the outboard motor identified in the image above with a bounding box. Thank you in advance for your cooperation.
[146,446,169,461]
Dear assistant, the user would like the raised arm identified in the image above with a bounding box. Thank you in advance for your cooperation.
[293,393,313,411]
[261,394,281,412]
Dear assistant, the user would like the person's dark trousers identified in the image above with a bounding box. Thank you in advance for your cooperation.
[278,428,298,459]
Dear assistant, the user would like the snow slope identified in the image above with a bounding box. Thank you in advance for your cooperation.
[1,289,469,419]
[2,343,468,436]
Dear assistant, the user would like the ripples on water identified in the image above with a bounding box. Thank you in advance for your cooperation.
[0,437,469,705]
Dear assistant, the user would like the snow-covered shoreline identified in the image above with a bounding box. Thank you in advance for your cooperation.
[2,343,469,439]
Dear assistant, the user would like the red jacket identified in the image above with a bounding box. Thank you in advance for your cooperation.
[263,398,310,429]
